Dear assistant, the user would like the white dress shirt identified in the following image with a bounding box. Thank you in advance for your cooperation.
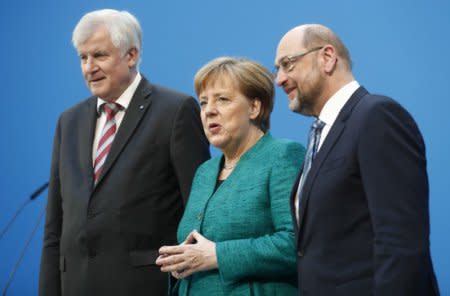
[92,73,142,165]
[295,80,360,223]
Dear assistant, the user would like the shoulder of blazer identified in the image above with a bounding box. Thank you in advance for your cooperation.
[261,136,306,159]
[197,134,304,181]
[194,155,222,178]
[235,133,304,165]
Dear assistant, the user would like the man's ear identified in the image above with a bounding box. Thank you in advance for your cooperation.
[321,45,338,74]
[127,47,139,68]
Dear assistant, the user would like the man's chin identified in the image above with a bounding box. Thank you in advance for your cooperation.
[89,89,109,101]
[88,87,102,98]
[289,98,314,116]
[288,97,301,113]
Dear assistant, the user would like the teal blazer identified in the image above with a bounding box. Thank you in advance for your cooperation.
[176,133,305,295]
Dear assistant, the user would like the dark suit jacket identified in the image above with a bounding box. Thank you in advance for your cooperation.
[291,87,439,296]
[39,77,210,296]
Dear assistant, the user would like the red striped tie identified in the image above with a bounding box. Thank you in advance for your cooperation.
[93,103,121,185]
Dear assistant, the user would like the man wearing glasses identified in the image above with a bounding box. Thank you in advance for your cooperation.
[274,24,439,296]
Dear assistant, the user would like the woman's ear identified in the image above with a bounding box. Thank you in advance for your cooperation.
[249,98,262,120]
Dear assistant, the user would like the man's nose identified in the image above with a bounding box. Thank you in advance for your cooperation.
[84,57,98,72]
[275,69,287,87]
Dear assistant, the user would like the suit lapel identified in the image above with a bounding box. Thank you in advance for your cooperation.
[296,87,369,240]
[80,97,98,190]
[94,78,153,188]
[290,170,302,236]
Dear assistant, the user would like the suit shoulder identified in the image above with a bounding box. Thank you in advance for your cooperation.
[151,83,193,101]
[58,96,95,121]
[355,92,424,147]
[359,93,404,112]
[358,93,417,123]
[147,84,200,116]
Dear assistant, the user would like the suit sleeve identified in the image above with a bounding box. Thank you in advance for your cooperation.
[39,117,63,296]
[358,100,432,296]
[215,143,305,284]
[170,97,210,205]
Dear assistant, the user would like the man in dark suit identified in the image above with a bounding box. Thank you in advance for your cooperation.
[39,9,210,296]
[274,24,439,296]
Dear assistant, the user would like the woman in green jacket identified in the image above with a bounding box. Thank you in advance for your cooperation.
[157,57,305,295]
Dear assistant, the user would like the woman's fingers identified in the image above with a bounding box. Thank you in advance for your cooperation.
[190,230,205,242]
[160,258,189,273]
[184,230,198,244]
[157,232,217,277]
[156,252,184,267]
[158,244,184,256]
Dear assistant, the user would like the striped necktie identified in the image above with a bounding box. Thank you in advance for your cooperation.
[93,102,121,185]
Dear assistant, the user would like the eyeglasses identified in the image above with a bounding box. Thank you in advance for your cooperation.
[273,46,323,76]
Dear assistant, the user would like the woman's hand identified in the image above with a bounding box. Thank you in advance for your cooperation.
[156,230,218,279]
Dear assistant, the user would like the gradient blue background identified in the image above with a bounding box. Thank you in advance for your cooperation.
[1,1,449,295]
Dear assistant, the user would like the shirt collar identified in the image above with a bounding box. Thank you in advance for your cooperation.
[96,73,142,115]
[318,80,360,126]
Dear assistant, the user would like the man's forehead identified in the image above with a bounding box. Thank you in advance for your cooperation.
[275,32,304,62]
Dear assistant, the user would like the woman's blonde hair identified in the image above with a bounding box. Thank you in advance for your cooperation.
[194,57,274,132]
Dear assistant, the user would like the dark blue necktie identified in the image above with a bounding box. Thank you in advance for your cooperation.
[297,118,325,205]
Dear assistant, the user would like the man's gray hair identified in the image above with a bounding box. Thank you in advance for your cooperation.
[72,9,142,65]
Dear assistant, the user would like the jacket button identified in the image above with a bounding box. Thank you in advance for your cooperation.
[87,209,94,218]
[196,213,203,221]
[297,250,304,257]
[88,250,97,258]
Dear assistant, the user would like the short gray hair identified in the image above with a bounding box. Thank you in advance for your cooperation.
[72,9,142,64]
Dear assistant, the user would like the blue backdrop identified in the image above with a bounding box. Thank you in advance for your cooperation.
[1,1,449,295]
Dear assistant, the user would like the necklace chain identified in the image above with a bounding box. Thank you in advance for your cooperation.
[222,132,264,171]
